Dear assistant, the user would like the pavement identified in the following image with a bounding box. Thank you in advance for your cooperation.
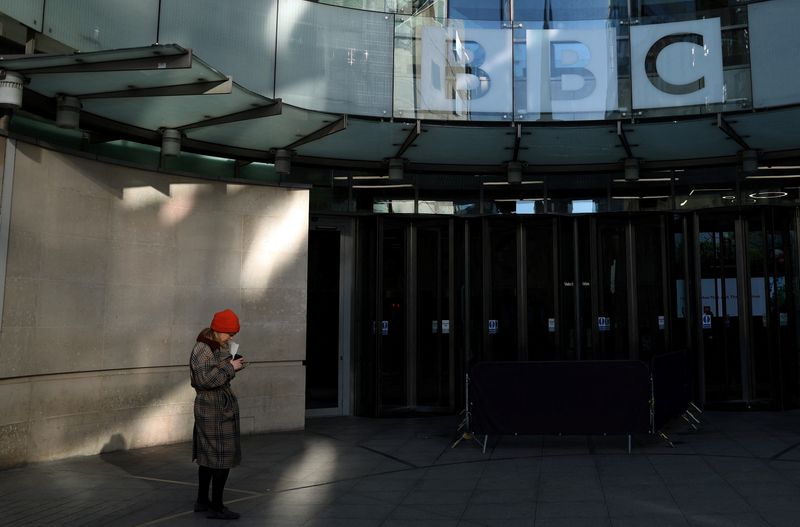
[2,410,800,526]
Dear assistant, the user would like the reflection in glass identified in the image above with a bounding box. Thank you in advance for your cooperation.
[515,0,627,22]
[699,221,742,403]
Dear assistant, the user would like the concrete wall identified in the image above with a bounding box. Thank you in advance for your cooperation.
[0,140,308,468]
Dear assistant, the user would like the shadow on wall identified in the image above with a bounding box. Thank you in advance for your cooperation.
[4,145,308,465]
[100,433,127,454]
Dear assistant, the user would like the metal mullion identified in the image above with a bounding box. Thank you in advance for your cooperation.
[735,217,752,404]
[589,218,600,359]
[518,220,527,360]
[464,220,472,374]
[626,220,638,360]
[375,218,385,416]
[692,213,705,406]
[448,219,456,412]
[552,217,560,355]
[575,218,584,359]
[660,214,672,353]
[762,210,778,404]
[482,218,491,359]
[407,222,417,409]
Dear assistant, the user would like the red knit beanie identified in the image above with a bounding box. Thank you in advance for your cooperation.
[210,309,240,334]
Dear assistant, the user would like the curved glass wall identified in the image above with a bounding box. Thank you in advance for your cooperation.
[2,0,796,120]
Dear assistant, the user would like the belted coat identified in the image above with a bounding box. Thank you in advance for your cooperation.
[190,333,241,469]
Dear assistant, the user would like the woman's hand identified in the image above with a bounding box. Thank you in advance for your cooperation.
[231,357,245,371]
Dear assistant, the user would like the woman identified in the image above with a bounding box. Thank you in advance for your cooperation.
[190,308,246,520]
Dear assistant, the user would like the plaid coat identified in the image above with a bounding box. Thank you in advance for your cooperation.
[190,333,241,469]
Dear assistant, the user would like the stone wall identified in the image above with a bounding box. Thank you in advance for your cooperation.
[0,140,308,468]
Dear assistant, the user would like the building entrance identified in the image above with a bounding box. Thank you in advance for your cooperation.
[332,208,800,417]
[693,209,798,408]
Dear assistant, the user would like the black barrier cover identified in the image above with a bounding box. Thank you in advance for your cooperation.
[469,361,651,436]
[651,350,692,430]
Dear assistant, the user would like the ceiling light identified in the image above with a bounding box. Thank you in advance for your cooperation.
[688,188,733,196]
[745,174,800,180]
[161,129,181,157]
[352,183,413,189]
[274,149,292,176]
[613,177,674,183]
[56,95,81,129]
[748,191,788,199]
[0,71,24,109]
[333,175,389,180]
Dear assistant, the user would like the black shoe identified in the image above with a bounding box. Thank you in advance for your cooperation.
[207,507,240,520]
[194,500,210,512]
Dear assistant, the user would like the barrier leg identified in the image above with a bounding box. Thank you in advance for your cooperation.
[627,434,632,454]
[452,374,487,450]
[658,431,675,448]
[681,402,702,431]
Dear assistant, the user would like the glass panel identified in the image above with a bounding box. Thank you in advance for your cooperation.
[750,211,799,407]
[355,217,378,415]
[672,216,688,351]
[547,173,610,214]
[379,221,407,410]
[525,219,556,359]
[42,0,159,51]
[610,174,673,212]
[0,0,43,30]
[741,171,800,209]
[515,21,620,121]
[276,0,394,116]
[595,219,628,360]
[674,167,737,211]
[319,0,387,13]
[748,216,770,402]
[749,0,800,108]
[467,219,484,364]
[639,1,741,18]
[483,180,545,215]
[394,15,512,121]
[699,217,742,403]
[515,0,628,21]
[397,0,446,18]
[448,0,506,21]
[486,219,518,360]
[159,0,277,98]
[306,230,341,409]
[635,218,666,362]
[416,223,451,407]
[776,212,800,407]
[351,184,416,214]
[632,8,751,117]
[416,173,482,216]
[557,216,582,360]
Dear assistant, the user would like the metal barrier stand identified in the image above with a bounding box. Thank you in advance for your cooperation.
[451,374,488,451]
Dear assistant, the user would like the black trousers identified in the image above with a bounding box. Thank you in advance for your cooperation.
[198,465,230,509]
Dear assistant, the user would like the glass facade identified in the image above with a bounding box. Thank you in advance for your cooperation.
[9,0,790,121]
